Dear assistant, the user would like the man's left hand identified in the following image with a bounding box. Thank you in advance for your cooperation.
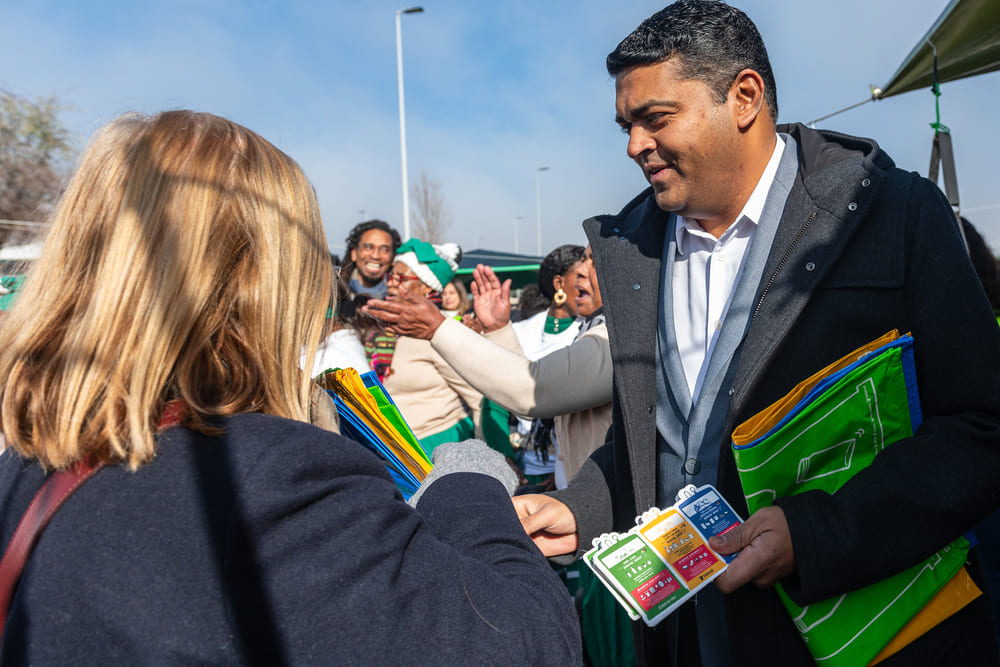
[361,284,446,339]
[710,505,795,594]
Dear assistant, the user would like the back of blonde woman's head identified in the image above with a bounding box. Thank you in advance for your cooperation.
[0,110,332,470]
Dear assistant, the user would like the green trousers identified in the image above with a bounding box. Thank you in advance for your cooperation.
[419,416,475,457]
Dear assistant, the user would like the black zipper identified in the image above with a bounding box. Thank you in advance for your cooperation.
[749,211,817,326]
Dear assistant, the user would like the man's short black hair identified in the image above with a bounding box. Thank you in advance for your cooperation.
[607,0,778,120]
[537,244,585,300]
[344,219,402,254]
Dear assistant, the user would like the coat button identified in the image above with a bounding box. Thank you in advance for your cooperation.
[805,262,816,271]
[620,236,628,241]
[848,202,858,211]
[633,283,641,290]
[861,178,871,187]
[613,227,620,233]
[684,458,701,475]
[728,387,735,397]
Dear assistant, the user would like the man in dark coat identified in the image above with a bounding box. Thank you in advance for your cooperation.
[514,2,1000,665]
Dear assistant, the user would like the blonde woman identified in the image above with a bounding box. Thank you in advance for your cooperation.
[0,111,579,664]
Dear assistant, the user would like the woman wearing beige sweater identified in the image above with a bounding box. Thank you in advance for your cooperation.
[380,239,483,455]
[366,247,612,485]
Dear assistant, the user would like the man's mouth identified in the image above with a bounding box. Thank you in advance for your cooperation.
[645,163,670,183]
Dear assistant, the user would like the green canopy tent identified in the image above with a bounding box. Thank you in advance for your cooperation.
[455,248,543,292]
[809,0,1000,250]
[0,236,42,312]
[0,275,25,312]
[872,0,1000,219]
[873,0,1000,100]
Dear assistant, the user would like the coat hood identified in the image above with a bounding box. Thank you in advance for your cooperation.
[778,122,894,178]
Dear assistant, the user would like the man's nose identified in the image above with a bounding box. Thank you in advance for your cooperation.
[626,127,654,160]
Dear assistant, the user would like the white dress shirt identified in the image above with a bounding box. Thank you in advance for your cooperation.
[673,136,786,404]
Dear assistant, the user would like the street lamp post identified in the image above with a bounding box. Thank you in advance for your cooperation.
[395,6,424,241]
[535,166,549,256]
[513,216,523,253]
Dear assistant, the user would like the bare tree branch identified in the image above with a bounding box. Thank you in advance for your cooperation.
[410,171,452,244]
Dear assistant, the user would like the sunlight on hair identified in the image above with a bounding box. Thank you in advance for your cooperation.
[0,111,334,470]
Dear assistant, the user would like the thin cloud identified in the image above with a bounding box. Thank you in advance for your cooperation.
[3,0,997,253]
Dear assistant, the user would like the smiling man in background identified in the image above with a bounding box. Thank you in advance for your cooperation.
[513,1,1000,665]
[343,219,401,299]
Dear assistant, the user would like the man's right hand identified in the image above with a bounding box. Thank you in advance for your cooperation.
[512,494,580,557]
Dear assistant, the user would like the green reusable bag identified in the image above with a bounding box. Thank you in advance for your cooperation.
[732,332,970,666]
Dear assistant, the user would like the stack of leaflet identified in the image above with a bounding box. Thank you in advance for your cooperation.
[317,367,431,499]
[582,484,743,627]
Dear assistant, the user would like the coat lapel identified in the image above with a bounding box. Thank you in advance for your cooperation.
[729,155,884,424]
[656,217,693,419]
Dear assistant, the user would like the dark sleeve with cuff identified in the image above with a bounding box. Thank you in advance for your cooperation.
[548,440,617,564]
[236,420,583,665]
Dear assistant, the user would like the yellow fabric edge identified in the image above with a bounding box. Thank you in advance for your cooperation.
[732,329,902,446]
[868,566,982,665]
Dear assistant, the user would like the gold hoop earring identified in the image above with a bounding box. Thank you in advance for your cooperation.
[553,288,567,305]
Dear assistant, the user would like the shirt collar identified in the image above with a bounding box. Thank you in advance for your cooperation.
[675,135,786,255]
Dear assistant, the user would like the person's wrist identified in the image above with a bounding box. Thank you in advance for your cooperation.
[482,319,508,334]
[425,310,446,336]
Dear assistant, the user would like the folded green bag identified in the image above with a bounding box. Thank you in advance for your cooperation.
[732,332,969,666]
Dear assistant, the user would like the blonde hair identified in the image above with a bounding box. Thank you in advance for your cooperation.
[0,111,332,470]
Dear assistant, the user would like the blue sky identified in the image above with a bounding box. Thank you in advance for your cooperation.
[4,0,998,255]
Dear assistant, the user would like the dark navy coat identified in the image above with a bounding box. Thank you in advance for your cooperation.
[0,413,581,665]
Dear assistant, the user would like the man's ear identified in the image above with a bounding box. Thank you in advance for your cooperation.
[731,69,767,130]
[349,248,358,263]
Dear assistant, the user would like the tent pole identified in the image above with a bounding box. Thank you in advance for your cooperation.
[925,40,969,253]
